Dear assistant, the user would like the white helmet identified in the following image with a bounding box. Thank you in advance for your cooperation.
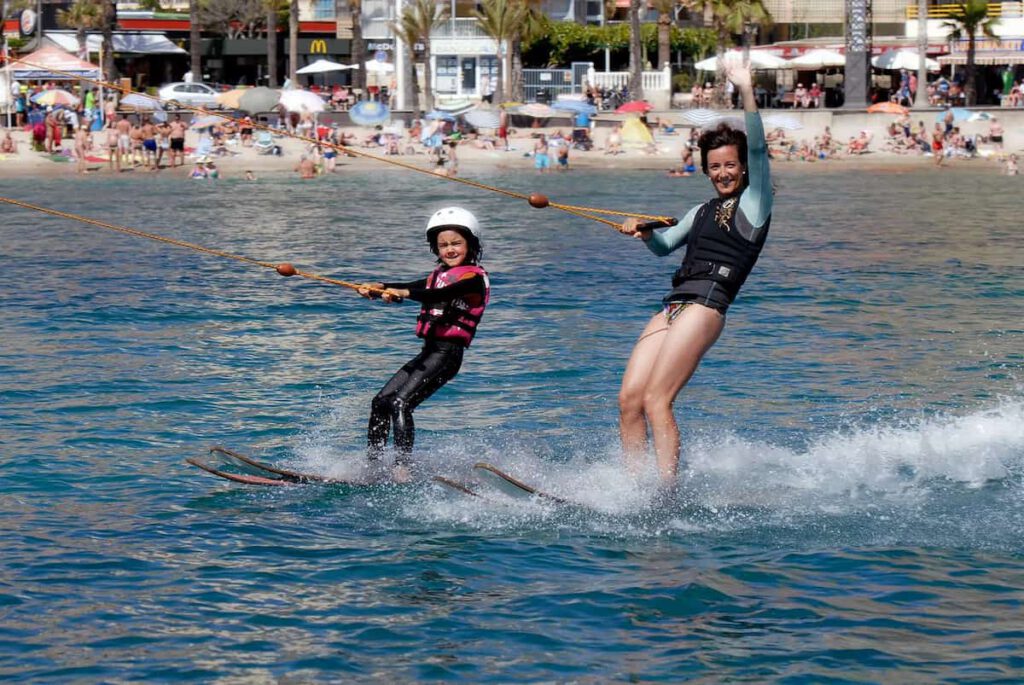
[425,206,482,243]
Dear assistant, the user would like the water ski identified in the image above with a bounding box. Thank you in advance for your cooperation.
[473,462,571,505]
[191,446,474,491]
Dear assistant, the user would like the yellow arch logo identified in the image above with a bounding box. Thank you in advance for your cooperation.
[310,39,328,55]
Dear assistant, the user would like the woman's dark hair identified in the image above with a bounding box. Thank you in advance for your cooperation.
[697,123,748,175]
[428,227,482,264]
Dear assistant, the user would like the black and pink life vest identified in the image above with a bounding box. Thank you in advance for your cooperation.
[415,265,490,346]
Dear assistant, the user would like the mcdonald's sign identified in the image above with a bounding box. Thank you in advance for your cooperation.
[310,39,328,55]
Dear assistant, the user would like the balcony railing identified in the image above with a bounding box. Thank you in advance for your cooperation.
[907,1,1024,18]
[431,18,489,38]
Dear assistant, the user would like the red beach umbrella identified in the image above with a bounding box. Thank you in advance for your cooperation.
[615,100,653,114]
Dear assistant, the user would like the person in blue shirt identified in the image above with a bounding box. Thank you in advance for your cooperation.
[616,60,772,485]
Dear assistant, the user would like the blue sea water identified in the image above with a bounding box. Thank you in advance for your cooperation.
[1,165,1023,682]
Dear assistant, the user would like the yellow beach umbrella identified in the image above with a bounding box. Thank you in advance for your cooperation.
[215,88,249,110]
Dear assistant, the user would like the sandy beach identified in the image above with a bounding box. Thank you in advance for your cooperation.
[0,109,1018,181]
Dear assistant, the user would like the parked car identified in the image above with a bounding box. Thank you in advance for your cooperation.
[157,82,222,108]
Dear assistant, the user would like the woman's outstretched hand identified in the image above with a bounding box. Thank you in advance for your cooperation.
[617,217,653,241]
[724,59,753,91]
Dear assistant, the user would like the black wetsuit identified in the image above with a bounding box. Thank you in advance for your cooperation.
[367,272,486,463]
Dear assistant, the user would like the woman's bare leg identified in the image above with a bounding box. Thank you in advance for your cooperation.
[619,313,669,473]
[642,305,725,482]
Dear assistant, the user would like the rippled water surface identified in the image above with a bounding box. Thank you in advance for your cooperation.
[2,166,1023,682]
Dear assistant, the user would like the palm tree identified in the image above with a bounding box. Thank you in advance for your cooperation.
[57,0,103,60]
[266,0,278,86]
[628,0,643,100]
[395,0,447,110]
[474,0,528,105]
[101,0,117,81]
[651,0,676,72]
[288,0,298,83]
[190,0,201,81]
[690,0,770,106]
[349,0,365,94]
[391,14,421,113]
[507,0,545,101]
[914,0,928,107]
[941,0,999,105]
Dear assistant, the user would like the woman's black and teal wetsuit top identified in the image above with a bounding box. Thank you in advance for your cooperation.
[646,111,773,314]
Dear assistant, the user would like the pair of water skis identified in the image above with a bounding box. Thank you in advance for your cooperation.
[188,446,572,505]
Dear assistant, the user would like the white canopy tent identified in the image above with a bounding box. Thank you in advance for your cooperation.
[695,50,789,71]
[871,50,940,72]
[787,49,846,69]
[45,31,186,55]
[296,58,358,74]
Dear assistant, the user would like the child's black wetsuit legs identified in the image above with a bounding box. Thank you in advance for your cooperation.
[367,340,464,464]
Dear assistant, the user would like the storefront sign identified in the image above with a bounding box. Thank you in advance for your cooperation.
[431,38,498,56]
[310,39,328,54]
[20,9,37,37]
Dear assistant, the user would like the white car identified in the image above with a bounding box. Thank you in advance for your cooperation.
[158,82,221,108]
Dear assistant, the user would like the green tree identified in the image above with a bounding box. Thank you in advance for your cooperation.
[509,0,546,100]
[266,0,279,86]
[474,0,528,104]
[627,0,642,98]
[391,10,421,112]
[57,0,103,59]
[689,0,770,105]
[288,0,297,83]
[395,0,447,110]
[101,0,117,80]
[941,0,999,105]
[190,0,202,81]
[650,0,676,71]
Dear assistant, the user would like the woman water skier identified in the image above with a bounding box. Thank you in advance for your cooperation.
[616,60,772,485]
[357,207,490,481]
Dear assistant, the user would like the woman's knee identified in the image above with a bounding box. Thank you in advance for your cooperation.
[641,392,674,422]
[618,385,645,417]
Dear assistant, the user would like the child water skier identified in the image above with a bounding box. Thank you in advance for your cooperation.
[357,207,490,482]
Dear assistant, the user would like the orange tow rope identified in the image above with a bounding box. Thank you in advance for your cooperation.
[12,61,677,230]
[0,196,383,293]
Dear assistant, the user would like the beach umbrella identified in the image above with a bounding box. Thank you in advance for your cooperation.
[935,107,972,123]
[967,111,993,122]
[695,50,788,71]
[364,60,395,74]
[551,100,597,116]
[239,87,281,114]
[763,114,803,131]
[191,114,231,129]
[871,50,939,72]
[424,110,457,122]
[296,58,357,74]
[515,103,557,118]
[279,89,326,113]
[615,100,653,114]
[120,92,164,111]
[215,88,248,109]
[463,109,501,129]
[349,100,391,126]
[435,99,475,115]
[866,102,908,115]
[32,89,79,107]
[678,108,722,127]
[787,49,846,69]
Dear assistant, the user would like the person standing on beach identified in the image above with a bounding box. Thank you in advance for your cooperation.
[615,59,772,486]
[168,114,187,168]
[115,113,132,170]
[498,106,509,151]
[73,124,91,174]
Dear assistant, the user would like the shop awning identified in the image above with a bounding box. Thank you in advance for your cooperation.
[6,45,101,80]
[938,50,1024,66]
[46,31,187,55]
